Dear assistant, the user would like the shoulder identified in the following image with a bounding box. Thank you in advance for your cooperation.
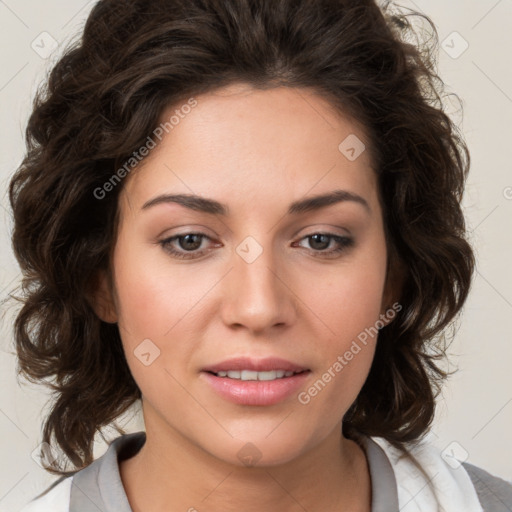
[19,432,145,512]
[20,475,73,512]
[462,461,512,512]
[370,435,512,511]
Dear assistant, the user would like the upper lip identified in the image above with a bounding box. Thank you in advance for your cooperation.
[202,357,308,373]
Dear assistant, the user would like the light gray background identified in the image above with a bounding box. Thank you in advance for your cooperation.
[0,0,511,510]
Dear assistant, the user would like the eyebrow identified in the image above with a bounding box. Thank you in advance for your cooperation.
[141,189,371,216]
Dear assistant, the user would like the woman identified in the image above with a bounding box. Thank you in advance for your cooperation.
[9,0,511,510]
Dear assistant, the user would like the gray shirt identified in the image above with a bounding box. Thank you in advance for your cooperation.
[35,431,512,511]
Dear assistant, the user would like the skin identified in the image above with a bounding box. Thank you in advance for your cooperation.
[94,82,397,512]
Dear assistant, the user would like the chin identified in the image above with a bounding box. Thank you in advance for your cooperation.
[203,433,315,469]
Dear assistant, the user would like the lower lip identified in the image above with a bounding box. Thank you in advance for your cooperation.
[201,371,311,406]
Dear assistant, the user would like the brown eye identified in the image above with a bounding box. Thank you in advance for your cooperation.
[159,233,212,259]
[294,233,354,258]
[176,234,203,251]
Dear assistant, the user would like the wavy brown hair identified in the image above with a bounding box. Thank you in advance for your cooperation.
[7,0,474,475]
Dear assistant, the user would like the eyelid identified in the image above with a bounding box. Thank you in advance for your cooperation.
[293,223,352,238]
[156,224,217,239]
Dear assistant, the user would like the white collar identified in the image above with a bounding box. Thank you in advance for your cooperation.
[372,434,483,511]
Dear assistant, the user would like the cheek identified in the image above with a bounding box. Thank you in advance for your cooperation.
[309,254,387,344]
[299,238,387,402]
[112,237,204,339]
[111,244,196,401]
[110,237,217,394]
[318,271,384,324]
[300,276,381,415]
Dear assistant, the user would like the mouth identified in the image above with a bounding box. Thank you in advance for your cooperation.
[200,357,311,405]
[205,369,308,381]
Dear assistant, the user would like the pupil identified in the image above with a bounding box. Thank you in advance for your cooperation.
[181,234,201,250]
[310,234,329,250]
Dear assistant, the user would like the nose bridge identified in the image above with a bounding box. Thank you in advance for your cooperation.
[220,234,295,332]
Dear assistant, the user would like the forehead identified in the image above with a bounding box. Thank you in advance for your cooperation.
[121,84,378,214]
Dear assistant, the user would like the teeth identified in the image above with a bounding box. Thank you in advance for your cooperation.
[256,370,280,381]
[214,370,302,380]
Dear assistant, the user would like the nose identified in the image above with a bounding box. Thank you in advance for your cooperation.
[219,241,297,335]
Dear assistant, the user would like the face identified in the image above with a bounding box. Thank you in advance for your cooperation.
[98,83,393,467]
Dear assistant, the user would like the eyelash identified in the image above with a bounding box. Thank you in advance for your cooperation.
[158,232,354,260]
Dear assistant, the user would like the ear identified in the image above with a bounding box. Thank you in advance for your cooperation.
[87,268,118,324]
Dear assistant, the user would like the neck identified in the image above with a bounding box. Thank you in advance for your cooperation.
[120,416,371,512]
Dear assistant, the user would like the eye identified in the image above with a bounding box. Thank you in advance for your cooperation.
[159,232,214,259]
[293,233,354,258]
